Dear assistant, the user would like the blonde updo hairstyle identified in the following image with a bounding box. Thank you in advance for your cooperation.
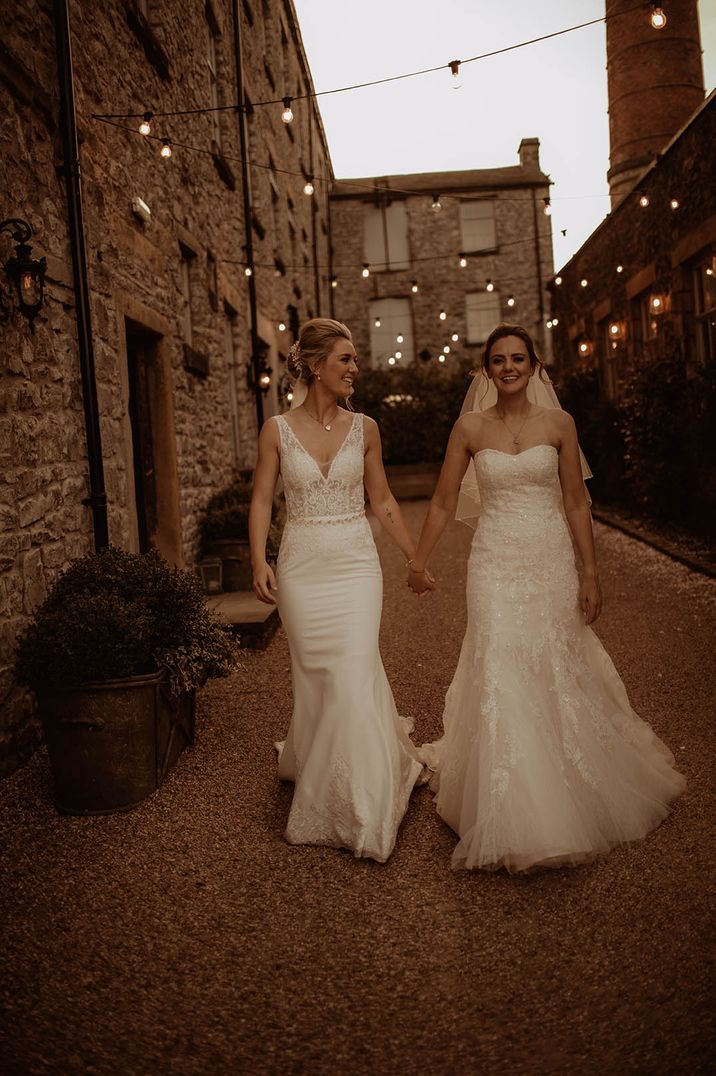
[287,318,354,400]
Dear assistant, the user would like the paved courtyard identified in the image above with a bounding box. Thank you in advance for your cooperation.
[1,503,714,1075]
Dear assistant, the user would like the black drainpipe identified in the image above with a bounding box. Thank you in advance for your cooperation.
[54,0,109,549]
[308,102,321,316]
[231,1,264,429]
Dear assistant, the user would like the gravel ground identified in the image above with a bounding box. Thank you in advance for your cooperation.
[1,505,715,1076]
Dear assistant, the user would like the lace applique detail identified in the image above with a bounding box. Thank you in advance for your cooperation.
[425,446,685,871]
[276,413,376,570]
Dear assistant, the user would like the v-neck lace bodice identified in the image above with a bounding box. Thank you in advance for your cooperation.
[276,412,366,523]
[275,412,374,569]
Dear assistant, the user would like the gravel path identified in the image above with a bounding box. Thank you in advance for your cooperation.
[1,505,714,1075]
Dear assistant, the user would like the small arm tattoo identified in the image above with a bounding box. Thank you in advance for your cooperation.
[385,506,395,524]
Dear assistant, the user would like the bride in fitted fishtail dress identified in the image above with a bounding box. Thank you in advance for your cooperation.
[409,324,685,873]
[250,319,423,863]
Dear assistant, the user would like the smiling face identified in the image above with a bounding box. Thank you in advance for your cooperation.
[312,336,359,398]
[485,334,535,396]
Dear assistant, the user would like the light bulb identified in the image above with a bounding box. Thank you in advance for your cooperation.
[449,59,462,90]
[507,296,515,307]
[331,277,338,288]
[387,356,396,366]
[438,355,446,364]
[611,341,618,350]
[278,322,286,331]
[160,139,172,158]
[459,255,467,268]
[451,333,459,342]
[639,193,650,208]
[543,199,552,216]
[547,320,553,329]
[706,267,714,278]
[411,282,418,293]
[616,264,624,273]
[579,342,588,353]
[396,334,404,343]
[554,275,562,286]
[395,351,402,359]
[580,278,588,288]
[244,266,252,277]
[443,345,450,354]
[374,317,381,328]
[439,310,447,321]
[486,280,494,292]
[609,322,620,336]
[281,97,293,124]
[303,179,314,196]
[552,317,559,326]
[362,265,370,278]
[670,198,679,210]
[650,6,667,30]
[259,373,271,388]
[139,111,152,136]
[431,194,442,212]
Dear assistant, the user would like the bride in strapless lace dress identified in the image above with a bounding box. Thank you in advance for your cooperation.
[409,325,685,873]
[249,320,424,863]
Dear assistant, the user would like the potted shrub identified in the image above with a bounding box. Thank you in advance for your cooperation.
[200,475,282,591]
[15,546,239,815]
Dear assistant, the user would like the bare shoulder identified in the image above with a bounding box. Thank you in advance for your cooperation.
[455,409,491,450]
[549,408,577,435]
[360,412,380,442]
[259,414,282,446]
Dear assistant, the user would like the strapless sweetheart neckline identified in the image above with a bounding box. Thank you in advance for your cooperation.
[475,444,558,460]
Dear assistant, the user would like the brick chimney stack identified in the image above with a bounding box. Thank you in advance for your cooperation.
[606,0,704,206]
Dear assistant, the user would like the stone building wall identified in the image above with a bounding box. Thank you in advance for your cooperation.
[549,93,716,391]
[329,139,554,372]
[0,0,332,774]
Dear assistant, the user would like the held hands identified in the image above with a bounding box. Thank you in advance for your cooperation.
[580,574,602,625]
[406,563,436,597]
[253,560,278,605]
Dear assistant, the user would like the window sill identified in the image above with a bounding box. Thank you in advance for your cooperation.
[212,143,237,190]
[123,1,170,80]
[183,343,210,378]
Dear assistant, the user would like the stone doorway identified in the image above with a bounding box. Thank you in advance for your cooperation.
[123,321,183,566]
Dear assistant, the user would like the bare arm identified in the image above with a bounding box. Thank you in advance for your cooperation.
[408,417,473,591]
[556,411,602,624]
[249,418,280,604]
[362,416,416,562]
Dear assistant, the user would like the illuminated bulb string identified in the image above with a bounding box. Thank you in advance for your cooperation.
[93,4,654,125]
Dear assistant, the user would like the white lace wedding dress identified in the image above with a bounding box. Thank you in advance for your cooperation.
[422,444,686,873]
[273,412,423,862]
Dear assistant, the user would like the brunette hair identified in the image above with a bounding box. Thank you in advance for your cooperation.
[287,318,352,381]
[482,323,547,380]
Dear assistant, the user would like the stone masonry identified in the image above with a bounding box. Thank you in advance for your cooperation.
[0,0,332,773]
[329,138,554,370]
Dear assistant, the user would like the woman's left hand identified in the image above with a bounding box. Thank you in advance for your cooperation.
[407,567,435,597]
[579,575,602,624]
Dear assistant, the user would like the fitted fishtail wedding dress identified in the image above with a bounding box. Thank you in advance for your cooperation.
[422,444,686,873]
[273,411,423,862]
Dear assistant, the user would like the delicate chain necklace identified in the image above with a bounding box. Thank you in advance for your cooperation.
[496,406,532,446]
[304,405,339,432]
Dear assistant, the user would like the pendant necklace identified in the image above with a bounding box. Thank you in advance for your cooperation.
[304,405,339,432]
[497,406,532,446]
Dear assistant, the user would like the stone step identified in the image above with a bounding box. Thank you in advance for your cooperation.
[206,591,280,651]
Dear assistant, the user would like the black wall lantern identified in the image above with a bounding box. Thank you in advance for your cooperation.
[0,218,47,332]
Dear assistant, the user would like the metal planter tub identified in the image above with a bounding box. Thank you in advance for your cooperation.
[38,671,195,815]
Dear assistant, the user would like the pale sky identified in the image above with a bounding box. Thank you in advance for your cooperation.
[293,0,716,270]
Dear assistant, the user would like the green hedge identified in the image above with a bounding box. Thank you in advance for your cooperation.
[558,352,716,536]
[353,358,474,465]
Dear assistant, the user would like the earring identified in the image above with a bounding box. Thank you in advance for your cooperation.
[316,373,321,380]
